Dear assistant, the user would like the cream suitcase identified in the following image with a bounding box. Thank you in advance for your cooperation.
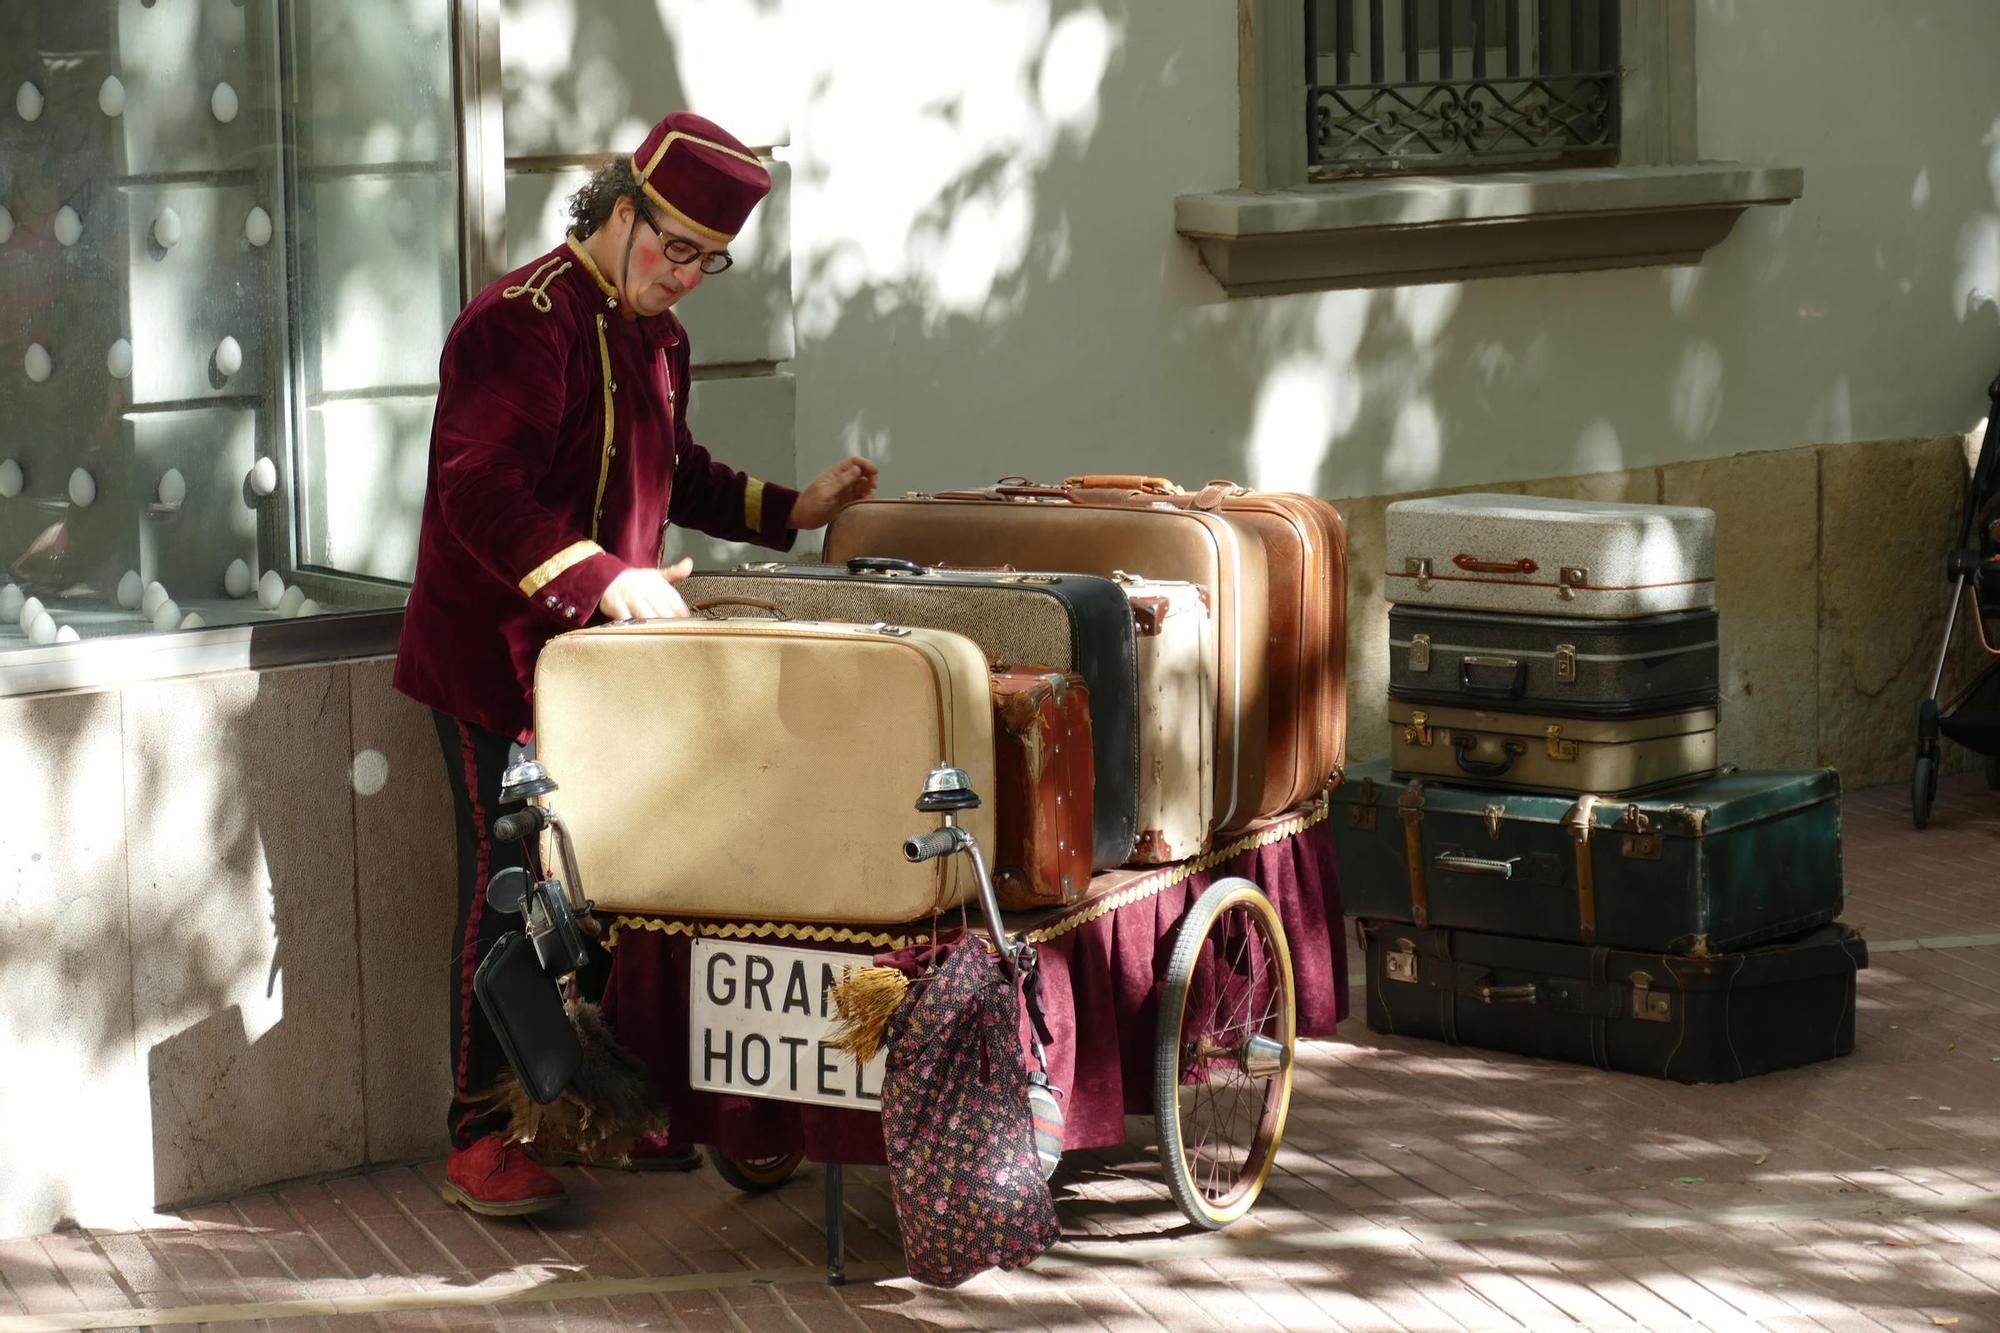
[1119,575,1215,863]
[1385,494,1716,618]
[533,619,996,922]
[1388,699,1719,797]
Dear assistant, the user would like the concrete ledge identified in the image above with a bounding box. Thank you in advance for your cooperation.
[1175,162,1804,295]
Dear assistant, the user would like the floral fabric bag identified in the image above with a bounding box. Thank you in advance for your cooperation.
[880,941,1061,1287]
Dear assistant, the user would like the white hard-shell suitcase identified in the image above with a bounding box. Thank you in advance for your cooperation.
[1117,575,1215,863]
[1385,494,1716,619]
[533,619,996,923]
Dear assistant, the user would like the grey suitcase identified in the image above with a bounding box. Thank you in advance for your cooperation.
[1389,606,1719,717]
[681,559,1139,868]
[1390,699,1718,796]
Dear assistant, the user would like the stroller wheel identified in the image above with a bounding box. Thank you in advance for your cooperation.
[1986,754,2000,791]
[1912,754,1938,829]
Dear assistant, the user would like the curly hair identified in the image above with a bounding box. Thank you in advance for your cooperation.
[567,158,646,239]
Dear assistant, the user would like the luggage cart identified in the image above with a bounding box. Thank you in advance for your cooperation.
[497,756,1316,1281]
[1911,369,2000,828]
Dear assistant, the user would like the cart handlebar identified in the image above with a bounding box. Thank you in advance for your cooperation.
[903,827,963,863]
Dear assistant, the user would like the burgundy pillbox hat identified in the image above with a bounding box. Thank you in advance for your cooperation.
[630,111,771,245]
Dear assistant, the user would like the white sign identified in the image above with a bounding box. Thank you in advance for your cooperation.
[688,938,886,1112]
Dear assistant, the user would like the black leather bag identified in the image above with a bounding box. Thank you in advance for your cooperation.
[473,931,583,1104]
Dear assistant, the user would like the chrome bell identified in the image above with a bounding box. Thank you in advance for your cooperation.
[915,765,981,814]
[499,757,558,804]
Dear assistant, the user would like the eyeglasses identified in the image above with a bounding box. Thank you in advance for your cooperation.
[638,208,734,275]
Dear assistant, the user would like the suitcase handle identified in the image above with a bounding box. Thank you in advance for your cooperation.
[1434,853,1521,878]
[846,556,927,576]
[1473,981,1539,1005]
[1061,474,1182,494]
[1450,735,1526,778]
[689,596,788,619]
[1458,655,1527,699]
[1453,554,1541,575]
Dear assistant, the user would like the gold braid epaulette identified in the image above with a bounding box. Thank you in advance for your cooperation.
[503,256,572,313]
[600,795,1327,951]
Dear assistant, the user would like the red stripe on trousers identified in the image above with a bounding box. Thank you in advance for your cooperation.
[455,720,491,1097]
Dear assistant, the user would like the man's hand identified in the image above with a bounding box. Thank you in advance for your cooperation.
[791,455,880,530]
[597,559,694,621]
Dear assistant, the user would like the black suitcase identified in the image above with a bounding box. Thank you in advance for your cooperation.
[1389,606,1719,717]
[681,559,1140,868]
[1331,759,1844,954]
[1357,919,1865,1083]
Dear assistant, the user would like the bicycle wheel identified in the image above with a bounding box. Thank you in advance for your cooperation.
[1153,878,1295,1230]
[706,1148,804,1194]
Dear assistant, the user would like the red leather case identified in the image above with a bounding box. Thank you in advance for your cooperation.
[989,666,1095,909]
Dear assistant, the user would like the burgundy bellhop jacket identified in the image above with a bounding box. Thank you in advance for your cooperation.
[394,237,801,740]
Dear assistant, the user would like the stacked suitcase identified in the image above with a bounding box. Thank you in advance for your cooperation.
[534,477,1348,925]
[1333,494,1865,1083]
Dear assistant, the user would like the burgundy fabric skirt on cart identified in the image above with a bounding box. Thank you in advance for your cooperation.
[598,802,1346,1167]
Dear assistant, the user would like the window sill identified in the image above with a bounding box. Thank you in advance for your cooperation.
[0,609,405,700]
[1174,162,1804,296]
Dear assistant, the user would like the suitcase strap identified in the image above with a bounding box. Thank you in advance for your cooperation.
[1397,781,1429,927]
[1563,795,1601,945]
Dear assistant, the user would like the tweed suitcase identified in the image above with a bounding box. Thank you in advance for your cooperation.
[1119,574,1215,863]
[1358,919,1866,1083]
[1389,699,1718,796]
[533,619,995,923]
[679,560,1138,867]
[1385,494,1716,618]
[1389,606,1720,717]
[825,489,1271,832]
[1331,759,1845,952]
[1065,476,1348,811]
[989,667,1094,908]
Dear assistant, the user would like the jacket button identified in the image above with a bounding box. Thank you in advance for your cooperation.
[562,606,576,619]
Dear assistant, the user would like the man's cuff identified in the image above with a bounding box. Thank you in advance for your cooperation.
[750,480,801,550]
[521,545,626,625]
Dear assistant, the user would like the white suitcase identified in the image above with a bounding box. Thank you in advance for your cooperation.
[1384,494,1716,619]
[533,619,996,923]
[1117,575,1215,863]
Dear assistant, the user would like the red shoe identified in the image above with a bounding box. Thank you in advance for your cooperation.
[442,1135,567,1216]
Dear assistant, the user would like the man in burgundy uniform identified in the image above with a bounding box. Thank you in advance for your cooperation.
[395,111,877,1216]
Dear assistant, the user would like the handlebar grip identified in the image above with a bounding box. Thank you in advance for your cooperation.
[903,828,960,863]
[493,808,548,843]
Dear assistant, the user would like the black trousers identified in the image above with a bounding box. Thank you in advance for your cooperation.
[431,710,609,1148]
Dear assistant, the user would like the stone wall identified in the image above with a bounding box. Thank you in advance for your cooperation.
[1335,433,1986,787]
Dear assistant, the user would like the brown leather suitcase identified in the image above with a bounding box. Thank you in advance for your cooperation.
[824,487,1272,834]
[989,667,1094,908]
[1067,476,1347,812]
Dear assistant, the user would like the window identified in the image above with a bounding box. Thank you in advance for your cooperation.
[0,0,459,659]
[1307,1,1620,175]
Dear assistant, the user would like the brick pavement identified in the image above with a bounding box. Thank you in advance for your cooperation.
[0,774,1995,1332]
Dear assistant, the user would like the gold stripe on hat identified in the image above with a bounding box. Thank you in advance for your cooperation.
[638,129,763,182]
[635,173,734,246]
[519,540,604,596]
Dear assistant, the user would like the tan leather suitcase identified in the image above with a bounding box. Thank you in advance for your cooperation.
[1387,699,1719,797]
[533,619,996,922]
[1118,575,1215,863]
[824,488,1271,833]
[989,667,1093,908]
[1067,476,1347,812]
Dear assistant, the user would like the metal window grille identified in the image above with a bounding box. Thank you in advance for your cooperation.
[1307,0,1620,174]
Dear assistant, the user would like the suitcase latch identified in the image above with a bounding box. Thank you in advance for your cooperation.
[1629,970,1672,1022]
[867,622,912,637]
[1554,643,1578,684]
[1483,803,1505,838]
[1545,725,1579,761]
[1409,633,1432,673]
[1385,940,1419,984]
[1620,805,1664,859]
[1405,557,1434,591]
[1347,776,1379,831]
[1556,566,1589,601]
[1403,710,1435,748]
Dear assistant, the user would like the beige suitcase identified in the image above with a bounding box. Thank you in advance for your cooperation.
[1388,700,1718,797]
[533,619,996,922]
[1119,575,1215,863]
